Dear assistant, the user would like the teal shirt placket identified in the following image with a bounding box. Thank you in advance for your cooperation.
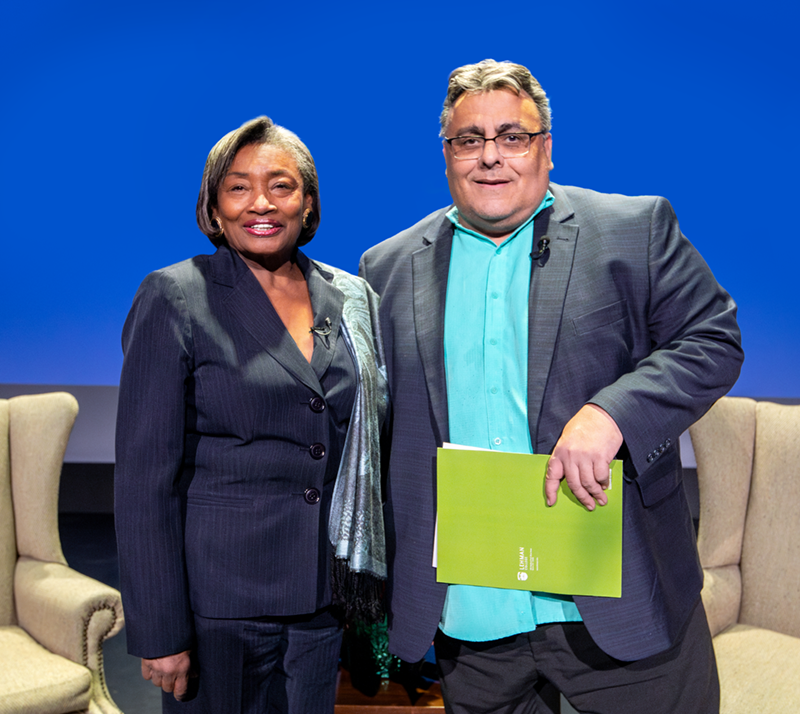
[441,191,583,642]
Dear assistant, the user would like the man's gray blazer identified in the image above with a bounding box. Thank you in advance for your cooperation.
[359,182,743,663]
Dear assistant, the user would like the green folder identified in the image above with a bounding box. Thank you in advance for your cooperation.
[436,447,622,598]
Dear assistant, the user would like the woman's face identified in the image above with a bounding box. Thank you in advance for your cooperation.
[213,143,312,266]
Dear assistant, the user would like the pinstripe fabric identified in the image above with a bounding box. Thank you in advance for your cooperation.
[115,245,358,659]
[359,182,743,663]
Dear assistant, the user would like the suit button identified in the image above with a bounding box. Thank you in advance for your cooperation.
[647,454,655,463]
[304,488,321,504]
[309,443,326,459]
[309,396,326,413]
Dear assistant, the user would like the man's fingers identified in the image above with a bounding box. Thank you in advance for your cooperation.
[548,455,599,510]
[594,461,611,491]
[545,456,564,506]
[580,463,608,507]
[565,469,598,511]
[547,404,622,510]
[551,455,606,511]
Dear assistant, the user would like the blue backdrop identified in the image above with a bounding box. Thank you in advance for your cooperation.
[2,0,797,396]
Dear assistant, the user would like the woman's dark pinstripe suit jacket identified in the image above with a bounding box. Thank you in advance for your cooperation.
[115,244,357,659]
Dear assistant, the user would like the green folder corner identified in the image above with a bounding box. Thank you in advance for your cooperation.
[436,447,622,598]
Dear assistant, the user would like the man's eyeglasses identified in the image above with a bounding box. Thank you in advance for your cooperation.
[444,131,546,160]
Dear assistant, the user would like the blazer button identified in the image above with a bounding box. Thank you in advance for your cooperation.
[309,443,326,459]
[304,488,321,504]
[309,396,326,413]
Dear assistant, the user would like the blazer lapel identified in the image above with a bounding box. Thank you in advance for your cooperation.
[302,255,345,380]
[527,185,579,440]
[212,246,324,396]
[412,217,453,445]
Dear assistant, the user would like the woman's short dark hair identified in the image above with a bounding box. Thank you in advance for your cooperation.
[196,116,321,247]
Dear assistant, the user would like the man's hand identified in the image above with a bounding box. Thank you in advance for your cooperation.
[141,650,195,701]
[545,404,623,510]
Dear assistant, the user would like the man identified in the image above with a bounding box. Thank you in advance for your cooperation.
[359,59,743,714]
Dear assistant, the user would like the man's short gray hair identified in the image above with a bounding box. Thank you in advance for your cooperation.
[439,59,551,137]
[196,116,320,248]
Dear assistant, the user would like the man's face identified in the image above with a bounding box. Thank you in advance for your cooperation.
[443,89,553,241]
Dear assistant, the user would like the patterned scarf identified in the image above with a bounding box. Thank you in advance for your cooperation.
[320,263,389,623]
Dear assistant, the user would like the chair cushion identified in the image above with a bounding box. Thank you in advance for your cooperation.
[691,397,755,570]
[739,401,800,638]
[714,623,800,714]
[0,626,92,714]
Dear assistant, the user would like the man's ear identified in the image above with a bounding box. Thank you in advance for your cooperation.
[544,133,554,171]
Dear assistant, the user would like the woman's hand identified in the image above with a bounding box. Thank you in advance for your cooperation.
[141,650,196,700]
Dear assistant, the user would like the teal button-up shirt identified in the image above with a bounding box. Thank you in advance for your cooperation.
[441,191,583,642]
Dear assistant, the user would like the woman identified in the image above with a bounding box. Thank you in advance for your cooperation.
[115,116,388,713]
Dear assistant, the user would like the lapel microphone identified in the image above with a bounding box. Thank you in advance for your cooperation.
[531,237,550,261]
[310,317,332,337]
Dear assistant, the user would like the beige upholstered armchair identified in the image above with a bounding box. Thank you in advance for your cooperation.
[0,392,124,714]
[690,396,800,713]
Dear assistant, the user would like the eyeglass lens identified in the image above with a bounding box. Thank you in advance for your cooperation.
[450,133,532,158]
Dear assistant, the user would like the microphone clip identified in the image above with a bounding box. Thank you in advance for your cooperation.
[531,237,550,264]
[310,317,332,337]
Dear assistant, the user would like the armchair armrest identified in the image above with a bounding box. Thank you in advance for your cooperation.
[15,558,126,714]
[14,557,124,667]
[701,565,741,637]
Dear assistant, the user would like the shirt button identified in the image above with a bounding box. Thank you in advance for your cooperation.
[489,338,498,345]
[494,437,502,445]
[309,443,326,459]
[304,488,321,504]
[491,292,499,299]
[309,396,326,413]
[490,387,498,394]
